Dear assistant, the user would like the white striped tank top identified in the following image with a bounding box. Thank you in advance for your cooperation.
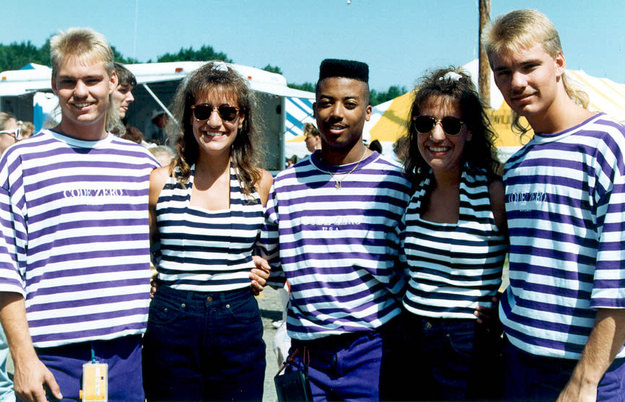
[155,164,264,292]
[402,165,508,319]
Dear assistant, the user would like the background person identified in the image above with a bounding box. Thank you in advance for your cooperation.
[303,122,321,153]
[112,62,136,121]
[148,145,175,167]
[17,121,34,140]
[484,9,625,400]
[401,67,507,401]
[0,113,19,155]
[142,61,272,401]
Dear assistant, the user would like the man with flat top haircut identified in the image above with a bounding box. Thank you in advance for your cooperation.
[0,28,159,401]
[484,9,625,401]
[260,58,411,400]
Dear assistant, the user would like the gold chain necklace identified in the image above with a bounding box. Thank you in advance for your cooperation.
[315,148,368,190]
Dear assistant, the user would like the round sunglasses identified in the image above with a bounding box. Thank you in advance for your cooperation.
[191,103,240,122]
[413,115,464,136]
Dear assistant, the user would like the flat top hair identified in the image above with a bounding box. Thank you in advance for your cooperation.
[318,58,369,83]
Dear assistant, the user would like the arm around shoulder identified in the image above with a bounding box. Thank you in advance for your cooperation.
[488,179,507,237]
[149,166,171,238]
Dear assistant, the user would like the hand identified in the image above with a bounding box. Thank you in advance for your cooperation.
[150,274,158,299]
[250,255,271,296]
[13,355,62,402]
[474,295,500,325]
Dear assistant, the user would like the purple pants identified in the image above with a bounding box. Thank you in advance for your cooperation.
[503,338,625,401]
[36,335,144,402]
[288,331,385,402]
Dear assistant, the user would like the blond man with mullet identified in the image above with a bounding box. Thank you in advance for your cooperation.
[0,28,160,401]
[484,9,625,401]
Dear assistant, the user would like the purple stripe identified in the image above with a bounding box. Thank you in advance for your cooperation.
[25,248,150,271]
[29,232,148,255]
[29,217,148,239]
[509,278,592,301]
[509,244,597,267]
[31,321,147,344]
[27,265,149,291]
[282,251,393,265]
[28,293,149,316]
[29,203,147,223]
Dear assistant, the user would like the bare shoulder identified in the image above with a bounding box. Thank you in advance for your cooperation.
[149,166,171,205]
[488,178,507,235]
[256,169,274,206]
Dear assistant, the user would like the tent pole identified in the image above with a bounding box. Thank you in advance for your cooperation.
[141,83,177,125]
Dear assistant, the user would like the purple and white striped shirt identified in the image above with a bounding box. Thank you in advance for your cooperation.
[260,151,411,341]
[0,130,159,348]
[501,113,625,360]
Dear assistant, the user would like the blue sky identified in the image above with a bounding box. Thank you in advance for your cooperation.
[1,0,623,91]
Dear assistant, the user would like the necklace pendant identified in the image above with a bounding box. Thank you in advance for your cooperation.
[335,181,341,190]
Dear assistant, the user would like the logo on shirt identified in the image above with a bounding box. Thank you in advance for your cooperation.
[300,216,365,231]
[63,188,127,199]
[506,191,547,210]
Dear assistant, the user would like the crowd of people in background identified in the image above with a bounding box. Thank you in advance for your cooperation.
[0,7,622,402]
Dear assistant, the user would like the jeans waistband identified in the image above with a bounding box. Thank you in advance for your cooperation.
[155,285,253,306]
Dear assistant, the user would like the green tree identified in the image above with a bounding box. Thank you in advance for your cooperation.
[262,64,282,74]
[112,46,139,64]
[370,85,407,106]
[288,82,315,92]
[157,45,231,63]
[0,40,49,71]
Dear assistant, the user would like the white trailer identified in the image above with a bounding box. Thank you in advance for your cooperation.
[0,61,315,171]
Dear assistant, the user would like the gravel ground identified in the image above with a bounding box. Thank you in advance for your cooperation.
[256,286,284,402]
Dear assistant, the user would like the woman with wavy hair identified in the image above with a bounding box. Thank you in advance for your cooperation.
[400,67,508,400]
[142,62,272,401]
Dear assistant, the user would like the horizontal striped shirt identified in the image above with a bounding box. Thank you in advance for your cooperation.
[155,165,264,292]
[0,130,159,348]
[501,113,625,359]
[260,152,411,341]
[402,165,507,319]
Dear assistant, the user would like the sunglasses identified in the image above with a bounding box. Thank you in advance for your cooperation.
[413,115,464,136]
[191,103,240,122]
[0,127,20,140]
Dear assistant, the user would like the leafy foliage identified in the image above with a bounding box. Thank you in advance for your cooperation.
[262,64,283,74]
[370,85,407,106]
[156,45,231,63]
[288,82,315,92]
[0,40,50,71]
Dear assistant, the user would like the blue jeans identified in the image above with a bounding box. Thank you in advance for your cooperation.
[142,286,266,401]
[36,335,144,402]
[503,338,625,401]
[401,314,503,401]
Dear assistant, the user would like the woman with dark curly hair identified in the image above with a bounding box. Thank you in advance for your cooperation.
[400,67,508,400]
[142,62,273,401]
